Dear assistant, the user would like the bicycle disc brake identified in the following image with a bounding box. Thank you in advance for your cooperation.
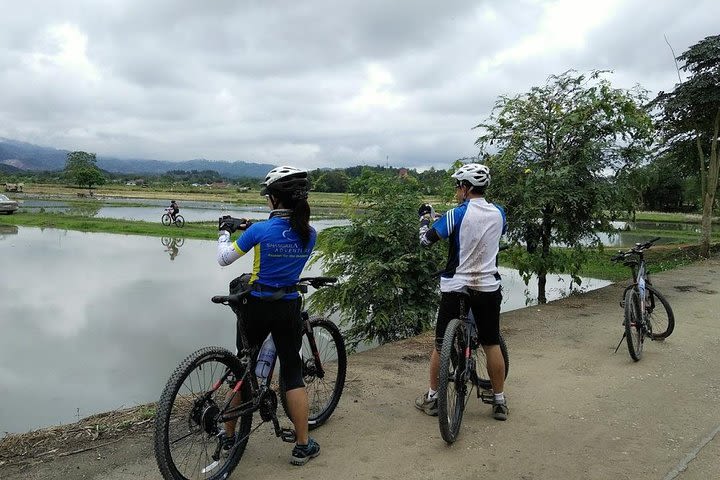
[190,397,221,436]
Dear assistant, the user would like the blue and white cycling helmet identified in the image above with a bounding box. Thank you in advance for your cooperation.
[451,163,491,187]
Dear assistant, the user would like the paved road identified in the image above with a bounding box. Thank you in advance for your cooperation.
[5,258,719,480]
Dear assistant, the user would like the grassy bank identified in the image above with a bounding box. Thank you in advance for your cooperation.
[621,210,719,224]
[0,404,156,468]
[12,182,353,208]
[0,212,220,240]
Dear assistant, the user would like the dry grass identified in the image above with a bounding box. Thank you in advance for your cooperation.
[17,182,352,208]
[0,404,156,468]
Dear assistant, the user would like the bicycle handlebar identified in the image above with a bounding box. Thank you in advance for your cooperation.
[211,276,337,305]
[611,237,661,262]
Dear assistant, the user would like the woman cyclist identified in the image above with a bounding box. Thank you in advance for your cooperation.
[216,166,320,465]
[168,200,180,221]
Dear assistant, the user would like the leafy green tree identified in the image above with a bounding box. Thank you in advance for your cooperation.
[315,170,349,192]
[64,151,105,189]
[309,169,440,348]
[475,70,653,303]
[653,35,720,257]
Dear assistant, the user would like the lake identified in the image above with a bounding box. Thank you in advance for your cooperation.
[0,226,610,434]
[18,199,343,223]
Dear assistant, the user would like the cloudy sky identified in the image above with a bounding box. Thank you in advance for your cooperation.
[1,0,717,170]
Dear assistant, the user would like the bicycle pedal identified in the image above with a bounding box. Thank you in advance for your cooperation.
[279,428,296,443]
[479,390,495,405]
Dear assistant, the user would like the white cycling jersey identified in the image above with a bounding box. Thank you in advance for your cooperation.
[420,197,506,293]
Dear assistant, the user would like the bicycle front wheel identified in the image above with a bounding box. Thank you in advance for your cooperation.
[624,289,644,361]
[174,215,185,228]
[161,214,172,226]
[645,285,675,340]
[280,317,347,429]
[437,318,470,444]
[475,334,510,391]
[154,347,252,480]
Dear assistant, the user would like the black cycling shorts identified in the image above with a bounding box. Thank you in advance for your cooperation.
[434,287,502,351]
[237,295,304,391]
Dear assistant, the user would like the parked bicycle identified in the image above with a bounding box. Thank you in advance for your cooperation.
[611,237,675,362]
[153,276,347,480]
[437,296,510,444]
[161,208,185,227]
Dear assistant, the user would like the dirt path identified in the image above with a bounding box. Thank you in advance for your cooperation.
[3,258,719,480]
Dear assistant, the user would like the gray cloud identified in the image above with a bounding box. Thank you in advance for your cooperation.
[0,0,717,170]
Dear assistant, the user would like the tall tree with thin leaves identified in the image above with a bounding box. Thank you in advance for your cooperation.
[653,35,720,258]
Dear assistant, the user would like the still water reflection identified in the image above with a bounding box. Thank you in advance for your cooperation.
[20,199,343,223]
[0,227,609,433]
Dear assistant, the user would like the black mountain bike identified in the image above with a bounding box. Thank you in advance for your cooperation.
[437,297,510,444]
[611,237,675,361]
[153,276,347,480]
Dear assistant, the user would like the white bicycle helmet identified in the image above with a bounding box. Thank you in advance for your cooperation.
[260,166,310,196]
[451,163,491,187]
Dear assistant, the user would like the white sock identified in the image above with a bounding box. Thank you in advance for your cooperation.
[428,388,437,399]
[494,392,505,403]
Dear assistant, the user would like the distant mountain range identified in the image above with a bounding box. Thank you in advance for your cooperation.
[0,138,275,179]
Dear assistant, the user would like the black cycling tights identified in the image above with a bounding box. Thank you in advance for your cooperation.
[434,288,502,351]
[238,295,305,390]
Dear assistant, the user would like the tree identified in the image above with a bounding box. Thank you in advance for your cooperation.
[315,170,349,192]
[475,70,653,303]
[64,151,105,189]
[653,35,720,257]
[308,169,440,348]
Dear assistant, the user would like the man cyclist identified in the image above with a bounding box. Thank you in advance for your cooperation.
[415,163,509,420]
[216,166,321,465]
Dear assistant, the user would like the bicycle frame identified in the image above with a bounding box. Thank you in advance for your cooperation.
[620,252,655,336]
[454,299,495,404]
[206,300,327,430]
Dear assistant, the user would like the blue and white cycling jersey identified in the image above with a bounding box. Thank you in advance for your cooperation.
[422,198,506,293]
[217,212,316,299]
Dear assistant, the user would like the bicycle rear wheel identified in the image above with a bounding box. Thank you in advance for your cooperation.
[624,289,644,361]
[475,334,510,391]
[161,214,172,226]
[645,285,675,340]
[280,317,347,429]
[437,318,470,444]
[154,347,252,480]
[174,215,185,228]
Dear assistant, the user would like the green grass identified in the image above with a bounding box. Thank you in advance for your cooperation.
[0,212,220,240]
[618,211,718,224]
